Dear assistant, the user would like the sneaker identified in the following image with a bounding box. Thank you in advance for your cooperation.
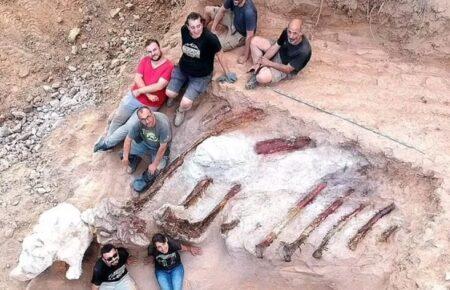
[132,170,157,193]
[166,98,175,108]
[93,136,108,153]
[245,74,258,90]
[174,108,185,127]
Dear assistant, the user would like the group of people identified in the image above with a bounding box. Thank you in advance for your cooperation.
[91,1,312,288]
[91,234,201,290]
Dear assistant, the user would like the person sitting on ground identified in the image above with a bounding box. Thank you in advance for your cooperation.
[91,244,138,290]
[204,0,258,64]
[245,18,311,89]
[166,12,236,127]
[94,39,174,152]
[147,233,201,290]
[122,107,171,193]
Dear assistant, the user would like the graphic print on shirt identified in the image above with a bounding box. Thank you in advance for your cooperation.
[107,264,126,280]
[156,252,178,268]
[142,129,159,143]
[182,43,201,59]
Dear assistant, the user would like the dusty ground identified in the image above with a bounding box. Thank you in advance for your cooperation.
[1,0,449,289]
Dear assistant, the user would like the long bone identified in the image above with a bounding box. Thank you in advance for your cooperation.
[255,136,315,155]
[182,177,213,208]
[281,188,355,262]
[312,203,366,259]
[157,184,242,240]
[255,183,327,258]
[348,203,396,251]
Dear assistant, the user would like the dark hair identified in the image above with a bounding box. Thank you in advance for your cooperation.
[137,106,152,116]
[152,233,168,246]
[145,38,160,48]
[100,244,115,256]
[185,12,205,27]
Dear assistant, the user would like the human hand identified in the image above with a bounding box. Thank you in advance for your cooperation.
[217,72,237,83]
[238,55,247,64]
[189,246,202,256]
[146,94,159,102]
[132,89,140,97]
[148,163,157,175]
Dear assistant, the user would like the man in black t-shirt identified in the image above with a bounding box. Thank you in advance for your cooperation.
[245,18,312,89]
[166,12,236,127]
[91,244,137,290]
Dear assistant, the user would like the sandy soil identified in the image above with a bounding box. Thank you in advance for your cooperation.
[1,0,449,289]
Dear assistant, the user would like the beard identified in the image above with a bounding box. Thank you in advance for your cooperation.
[152,54,162,61]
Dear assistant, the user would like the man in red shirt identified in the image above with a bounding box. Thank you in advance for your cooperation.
[94,39,174,152]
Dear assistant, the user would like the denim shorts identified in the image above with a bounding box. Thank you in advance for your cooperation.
[167,66,212,101]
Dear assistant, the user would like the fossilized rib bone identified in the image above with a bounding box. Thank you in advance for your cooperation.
[255,183,327,258]
[182,177,213,208]
[158,184,242,240]
[255,136,315,155]
[281,189,354,262]
[348,203,396,251]
[133,108,265,209]
[312,204,366,259]
[220,219,240,235]
[378,225,400,243]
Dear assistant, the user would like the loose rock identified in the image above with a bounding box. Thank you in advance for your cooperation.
[110,8,121,18]
[67,27,81,43]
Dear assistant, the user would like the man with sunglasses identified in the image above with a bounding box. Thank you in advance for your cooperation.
[94,39,174,153]
[122,106,171,192]
[91,244,137,290]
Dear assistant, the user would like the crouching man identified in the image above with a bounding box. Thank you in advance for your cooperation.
[246,18,311,89]
[91,244,137,290]
[122,107,171,193]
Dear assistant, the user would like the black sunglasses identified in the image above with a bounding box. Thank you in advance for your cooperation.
[105,252,118,262]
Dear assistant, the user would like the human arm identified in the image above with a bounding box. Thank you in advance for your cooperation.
[259,56,295,74]
[238,30,254,64]
[216,50,230,75]
[134,73,146,88]
[92,285,100,290]
[122,136,133,167]
[181,243,202,256]
[147,143,168,174]
[132,77,169,96]
[211,5,228,33]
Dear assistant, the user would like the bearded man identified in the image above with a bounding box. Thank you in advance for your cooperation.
[94,39,174,152]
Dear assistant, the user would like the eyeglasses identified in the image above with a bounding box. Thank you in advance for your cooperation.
[139,114,154,123]
[105,252,118,262]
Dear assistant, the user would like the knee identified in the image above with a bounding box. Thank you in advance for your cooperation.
[250,36,264,47]
[256,68,272,84]
[179,98,193,111]
[166,89,178,99]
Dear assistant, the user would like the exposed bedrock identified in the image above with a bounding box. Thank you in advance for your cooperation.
[10,203,92,281]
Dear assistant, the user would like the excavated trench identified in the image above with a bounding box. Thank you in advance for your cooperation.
[60,94,441,289]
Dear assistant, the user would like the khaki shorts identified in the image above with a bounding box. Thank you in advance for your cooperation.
[210,6,246,51]
[270,52,295,83]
